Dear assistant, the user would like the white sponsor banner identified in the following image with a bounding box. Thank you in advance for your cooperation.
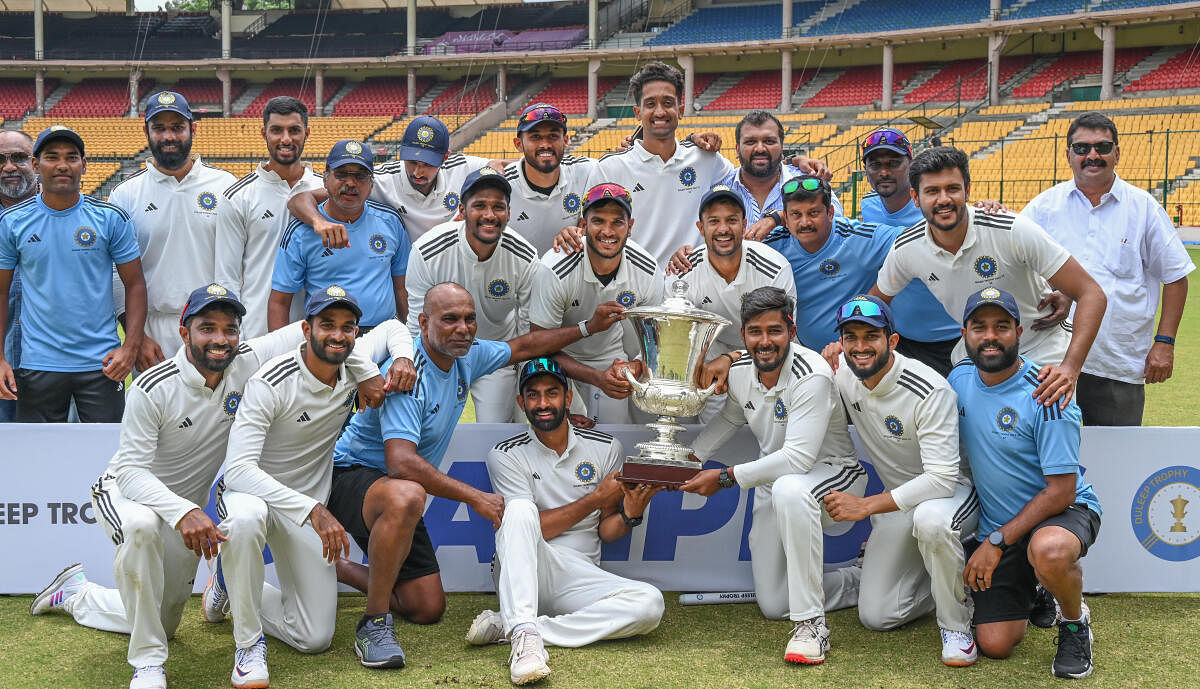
[3,423,1199,594]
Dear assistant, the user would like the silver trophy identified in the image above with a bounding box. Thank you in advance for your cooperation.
[619,279,731,487]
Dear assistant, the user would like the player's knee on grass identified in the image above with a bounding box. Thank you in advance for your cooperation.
[290,627,334,654]
[397,576,446,625]
[633,583,665,632]
[858,604,901,632]
[975,621,1025,659]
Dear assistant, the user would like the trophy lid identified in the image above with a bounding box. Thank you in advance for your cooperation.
[623,279,732,326]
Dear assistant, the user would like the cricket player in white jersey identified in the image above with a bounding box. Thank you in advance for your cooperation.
[28,283,414,689]
[675,286,865,666]
[214,96,324,338]
[216,287,413,687]
[528,183,662,424]
[468,357,664,685]
[108,91,236,367]
[826,295,980,667]
[406,167,539,422]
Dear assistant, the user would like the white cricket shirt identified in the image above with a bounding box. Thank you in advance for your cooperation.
[371,153,490,241]
[504,156,598,254]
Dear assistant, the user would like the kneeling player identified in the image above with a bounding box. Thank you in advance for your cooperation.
[468,357,664,685]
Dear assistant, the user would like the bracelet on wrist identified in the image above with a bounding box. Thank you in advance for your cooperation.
[578,320,590,337]
[1154,334,1175,346]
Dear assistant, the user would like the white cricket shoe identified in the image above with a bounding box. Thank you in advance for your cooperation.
[508,627,551,685]
[201,561,229,623]
[231,636,269,688]
[940,628,978,667]
[784,616,830,664]
[466,609,506,645]
[129,665,166,689]
[30,563,88,615]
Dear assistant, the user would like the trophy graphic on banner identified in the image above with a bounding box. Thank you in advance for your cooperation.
[619,280,730,487]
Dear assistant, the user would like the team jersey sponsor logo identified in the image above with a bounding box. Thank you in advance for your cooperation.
[575,461,597,483]
[197,192,218,211]
[819,259,840,276]
[443,192,460,211]
[487,278,510,298]
[563,193,581,214]
[974,255,998,278]
[369,234,388,255]
[1132,465,1200,561]
[996,407,1018,431]
[679,166,697,187]
[223,391,241,416]
[884,415,904,436]
[456,378,468,401]
[616,291,636,308]
[74,226,96,248]
[774,399,787,421]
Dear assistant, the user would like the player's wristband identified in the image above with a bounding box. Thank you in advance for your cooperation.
[1154,334,1175,346]
[578,320,590,337]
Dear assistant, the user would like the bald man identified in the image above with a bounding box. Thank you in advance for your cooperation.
[325,282,626,667]
[0,131,37,422]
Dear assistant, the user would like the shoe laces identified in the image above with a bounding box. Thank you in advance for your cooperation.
[511,629,543,659]
[1055,621,1090,662]
[237,639,267,667]
[940,628,972,646]
[364,619,400,647]
[789,618,823,641]
[134,666,164,678]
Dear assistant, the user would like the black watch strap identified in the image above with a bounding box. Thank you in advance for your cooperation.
[619,502,643,527]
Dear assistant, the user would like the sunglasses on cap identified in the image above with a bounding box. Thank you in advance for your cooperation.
[1069,141,1115,156]
[519,105,567,127]
[584,182,632,205]
[862,129,913,155]
[781,176,827,195]
[836,299,885,322]
[520,356,565,384]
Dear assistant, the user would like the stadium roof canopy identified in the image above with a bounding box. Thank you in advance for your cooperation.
[0,0,125,9]
[0,0,531,9]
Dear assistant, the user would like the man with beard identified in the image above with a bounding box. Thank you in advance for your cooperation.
[109,91,236,369]
[674,287,864,666]
[825,295,979,667]
[0,126,147,422]
[948,287,1101,679]
[270,140,409,333]
[0,131,37,422]
[1022,112,1193,425]
[872,147,1107,408]
[215,96,324,338]
[289,116,491,246]
[529,183,662,424]
[29,283,415,689]
[466,357,664,685]
[405,168,539,422]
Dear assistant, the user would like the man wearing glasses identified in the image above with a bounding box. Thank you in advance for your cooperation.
[1022,112,1193,425]
[269,140,410,333]
[0,130,37,422]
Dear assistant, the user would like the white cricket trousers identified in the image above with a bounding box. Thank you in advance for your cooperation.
[470,365,521,423]
[857,482,979,633]
[493,499,664,647]
[750,462,869,622]
[72,474,198,668]
[146,310,184,362]
[219,491,337,653]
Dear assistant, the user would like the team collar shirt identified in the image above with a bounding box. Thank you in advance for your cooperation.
[691,343,857,488]
[333,336,512,473]
[834,351,965,512]
[107,158,236,315]
[486,427,624,563]
[405,220,539,341]
[763,217,903,352]
[0,194,140,372]
[948,356,1101,539]
[215,163,324,338]
[588,139,735,264]
[273,200,410,327]
[860,195,960,343]
[370,153,490,242]
[505,156,598,253]
[721,164,845,223]
[1022,175,1195,383]
[676,241,796,357]
[876,208,1073,367]
[528,240,663,365]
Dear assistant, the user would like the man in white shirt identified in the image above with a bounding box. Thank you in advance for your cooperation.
[871,147,1106,409]
[1022,112,1194,425]
[467,357,664,685]
[528,183,663,423]
[108,91,236,369]
[406,167,539,422]
[825,295,979,668]
[215,96,324,338]
[28,283,413,689]
[676,286,865,666]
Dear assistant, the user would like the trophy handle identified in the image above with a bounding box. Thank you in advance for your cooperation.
[623,368,649,396]
[697,381,720,399]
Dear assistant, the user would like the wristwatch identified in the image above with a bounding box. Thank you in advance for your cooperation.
[718,467,736,489]
[768,209,784,227]
[987,530,1009,551]
[619,502,643,527]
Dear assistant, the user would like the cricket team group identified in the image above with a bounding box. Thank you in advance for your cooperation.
[2,60,1193,688]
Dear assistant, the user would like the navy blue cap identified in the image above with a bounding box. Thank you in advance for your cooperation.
[962,287,1020,325]
[861,127,913,161]
[399,116,450,167]
[461,166,511,201]
[519,357,568,392]
[516,103,568,133]
[33,125,85,157]
[180,283,246,326]
[326,139,374,171]
[698,183,745,220]
[305,285,363,319]
[836,295,894,331]
[144,91,193,122]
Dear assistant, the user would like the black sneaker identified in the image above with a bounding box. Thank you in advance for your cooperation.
[1052,619,1094,679]
[1029,585,1057,628]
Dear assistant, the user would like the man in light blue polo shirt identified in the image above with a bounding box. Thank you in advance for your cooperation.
[269,139,410,332]
[323,282,625,668]
[0,130,38,422]
[0,126,147,422]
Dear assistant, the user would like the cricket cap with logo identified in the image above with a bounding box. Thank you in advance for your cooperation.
[460,166,512,202]
[516,103,568,133]
[326,139,374,171]
[33,125,85,157]
[144,91,194,122]
[962,287,1020,325]
[835,295,894,331]
[861,127,913,161]
[399,116,450,167]
[306,285,363,319]
[698,183,745,220]
[519,357,569,392]
[180,283,247,326]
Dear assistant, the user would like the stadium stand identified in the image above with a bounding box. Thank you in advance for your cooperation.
[150,14,219,59]
[427,77,498,115]
[167,78,246,108]
[1010,47,1153,98]
[1125,50,1200,91]
[1006,0,1089,18]
[235,11,402,58]
[805,0,989,35]
[526,77,623,114]
[804,63,926,108]
[21,118,146,157]
[979,103,1051,116]
[238,77,346,119]
[648,1,823,46]
[375,115,476,142]
[1065,95,1200,110]
[0,78,58,120]
[904,56,1032,103]
[49,79,152,118]
[81,162,122,196]
[705,70,815,111]
[187,116,393,160]
[334,77,434,116]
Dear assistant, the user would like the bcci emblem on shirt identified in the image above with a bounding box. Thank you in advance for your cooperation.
[1132,465,1200,562]
[443,192,460,212]
[197,192,218,212]
[575,461,597,485]
[223,391,241,416]
[369,234,388,255]
[974,255,998,279]
[563,193,581,214]
[74,226,97,248]
[617,291,637,308]
[774,399,787,422]
[487,278,510,298]
[884,415,904,437]
[996,407,1018,432]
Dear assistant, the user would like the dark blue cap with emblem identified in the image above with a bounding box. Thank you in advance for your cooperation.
[306,285,363,319]
[698,183,745,220]
[326,139,374,171]
[519,357,568,392]
[399,116,450,167]
[180,283,247,326]
[962,287,1020,325]
[836,295,894,331]
[460,166,512,202]
[34,125,85,157]
[144,91,193,122]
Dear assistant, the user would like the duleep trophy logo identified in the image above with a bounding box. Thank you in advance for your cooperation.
[1132,465,1200,561]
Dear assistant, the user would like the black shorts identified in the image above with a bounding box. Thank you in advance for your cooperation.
[895,336,959,378]
[968,504,1101,625]
[326,464,440,581]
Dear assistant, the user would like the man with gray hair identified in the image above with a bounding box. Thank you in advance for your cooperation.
[0,130,36,422]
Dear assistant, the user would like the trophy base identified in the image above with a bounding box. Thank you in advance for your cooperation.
[618,459,701,487]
